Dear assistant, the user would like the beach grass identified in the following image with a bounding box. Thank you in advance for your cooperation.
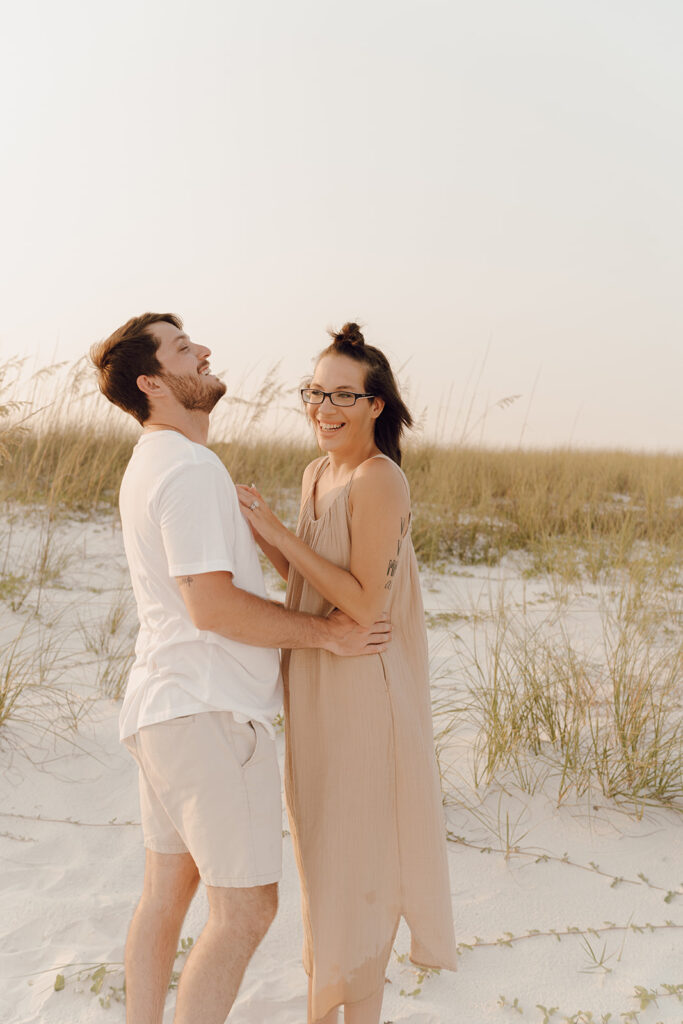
[1,359,681,810]
[1,358,682,570]
[1,362,682,1024]
[434,590,683,811]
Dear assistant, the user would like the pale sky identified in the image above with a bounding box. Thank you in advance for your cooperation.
[1,0,681,449]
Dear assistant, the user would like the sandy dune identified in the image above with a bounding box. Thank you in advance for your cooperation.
[1,513,682,1023]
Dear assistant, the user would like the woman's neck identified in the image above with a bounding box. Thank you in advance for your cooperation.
[324,440,382,481]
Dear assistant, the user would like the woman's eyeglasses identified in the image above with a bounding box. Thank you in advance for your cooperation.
[301,389,375,407]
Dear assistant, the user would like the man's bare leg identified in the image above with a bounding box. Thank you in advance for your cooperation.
[173,881,278,1024]
[125,850,200,1024]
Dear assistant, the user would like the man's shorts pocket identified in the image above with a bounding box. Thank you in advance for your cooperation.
[229,717,259,769]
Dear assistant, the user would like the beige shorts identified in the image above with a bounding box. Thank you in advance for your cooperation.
[124,710,282,888]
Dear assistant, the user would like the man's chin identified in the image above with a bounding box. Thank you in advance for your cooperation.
[208,379,227,407]
[196,379,227,413]
[162,371,227,412]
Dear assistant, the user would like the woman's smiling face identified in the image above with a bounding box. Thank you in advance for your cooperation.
[306,353,384,454]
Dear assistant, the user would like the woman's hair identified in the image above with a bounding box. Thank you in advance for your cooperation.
[317,322,413,466]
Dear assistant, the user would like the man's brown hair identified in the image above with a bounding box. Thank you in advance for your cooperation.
[90,313,182,424]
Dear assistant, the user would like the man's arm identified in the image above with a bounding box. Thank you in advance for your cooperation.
[177,571,390,656]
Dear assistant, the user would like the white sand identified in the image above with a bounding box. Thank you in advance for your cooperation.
[1,512,682,1024]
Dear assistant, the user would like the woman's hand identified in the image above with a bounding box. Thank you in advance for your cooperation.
[236,484,289,550]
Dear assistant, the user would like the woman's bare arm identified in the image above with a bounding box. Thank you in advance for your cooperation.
[239,460,319,583]
[249,529,290,582]
[237,458,410,628]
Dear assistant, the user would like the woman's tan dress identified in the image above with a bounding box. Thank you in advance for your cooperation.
[282,454,457,1019]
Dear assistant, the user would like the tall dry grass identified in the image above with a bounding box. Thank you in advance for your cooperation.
[0,359,315,510]
[1,358,681,572]
[437,599,683,810]
[1,358,681,809]
[404,444,683,570]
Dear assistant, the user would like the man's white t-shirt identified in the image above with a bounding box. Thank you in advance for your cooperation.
[118,430,282,742]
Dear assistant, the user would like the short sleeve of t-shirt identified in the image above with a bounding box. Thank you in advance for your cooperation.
[155,460,237,577]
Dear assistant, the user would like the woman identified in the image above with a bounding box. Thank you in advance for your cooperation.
[237,323,457,1024]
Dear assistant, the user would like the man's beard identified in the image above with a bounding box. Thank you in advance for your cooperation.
[161,370,227,413]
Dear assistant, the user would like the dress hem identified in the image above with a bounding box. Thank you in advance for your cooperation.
[409,953,458,973]
[307,915,402,1020]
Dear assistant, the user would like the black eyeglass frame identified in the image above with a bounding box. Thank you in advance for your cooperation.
[300,389,376,407]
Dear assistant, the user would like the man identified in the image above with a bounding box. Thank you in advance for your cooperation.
[90,313,390,1024]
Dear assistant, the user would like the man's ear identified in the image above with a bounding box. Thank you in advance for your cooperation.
[136,373,164,398]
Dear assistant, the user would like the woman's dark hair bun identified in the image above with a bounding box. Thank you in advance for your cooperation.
[331,322,365,348]
[317,319,413,465]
